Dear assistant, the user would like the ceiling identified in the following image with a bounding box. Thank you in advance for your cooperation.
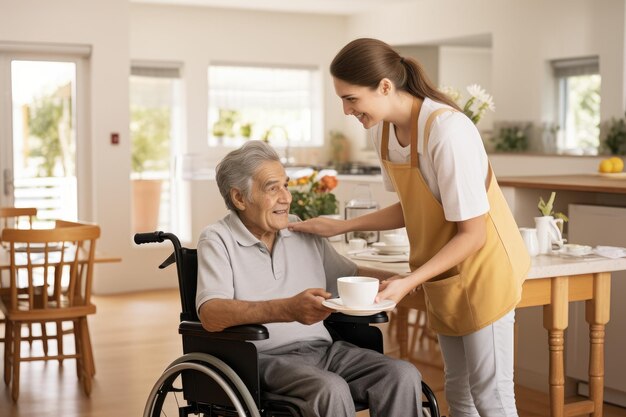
[131,0,418,15]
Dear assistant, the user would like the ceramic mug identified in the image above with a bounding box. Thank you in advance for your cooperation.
[337,276,379,308]
[381,233,409,246]
[519,227,539,256]
[348,238,367,251]
[534,216,564,254]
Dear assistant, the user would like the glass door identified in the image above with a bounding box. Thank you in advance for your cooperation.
[0,55,81,226]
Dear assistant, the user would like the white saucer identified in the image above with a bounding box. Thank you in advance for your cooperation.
[371,242,409,255]
[552,245,594,257]
[322,298,396,316]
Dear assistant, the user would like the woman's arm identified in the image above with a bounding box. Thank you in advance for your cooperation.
[289,202,405,237]
[376,214,487,303]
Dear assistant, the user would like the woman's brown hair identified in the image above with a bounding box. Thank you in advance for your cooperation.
[330,38,460,111]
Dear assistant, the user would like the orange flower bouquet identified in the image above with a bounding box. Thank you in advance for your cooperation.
[289,171,339,220]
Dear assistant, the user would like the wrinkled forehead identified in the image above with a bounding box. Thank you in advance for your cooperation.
[252,160,287,187]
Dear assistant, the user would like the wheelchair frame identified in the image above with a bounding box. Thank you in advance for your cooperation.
[136,231,440,417]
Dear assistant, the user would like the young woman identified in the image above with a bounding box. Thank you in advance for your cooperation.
[289,38,530,416]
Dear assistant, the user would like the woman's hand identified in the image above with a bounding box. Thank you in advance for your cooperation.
[288,216,346,237]
[376,274,416,304]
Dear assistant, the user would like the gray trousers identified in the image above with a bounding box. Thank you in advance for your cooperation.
[438,310,517,417]
[258,340,422,417]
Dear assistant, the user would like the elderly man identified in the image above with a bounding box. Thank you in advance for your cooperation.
[196,141,422,417]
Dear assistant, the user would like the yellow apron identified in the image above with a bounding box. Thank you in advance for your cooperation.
[381,99,530,336]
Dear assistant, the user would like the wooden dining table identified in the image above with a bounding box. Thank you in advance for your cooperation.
[334,241,626,417]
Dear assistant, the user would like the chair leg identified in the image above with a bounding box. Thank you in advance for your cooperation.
[78,317,93,395]
[41,322,49,356]
[73,320,83,380]
[83,320,96,377]
[56,320,64,365]
[4,320,13,386]
[11,322,22,402]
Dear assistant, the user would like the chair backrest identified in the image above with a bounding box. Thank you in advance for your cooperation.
[0,207,37,235]
[1,223,100,313]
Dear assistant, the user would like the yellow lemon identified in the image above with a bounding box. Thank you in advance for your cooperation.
[609,157,624,173]
[599,159,614,173]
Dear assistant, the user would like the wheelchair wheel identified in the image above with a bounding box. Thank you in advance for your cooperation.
[144,353,261,417]
[421,381,440,417]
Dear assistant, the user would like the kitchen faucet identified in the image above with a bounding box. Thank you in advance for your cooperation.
[262,125,294,165]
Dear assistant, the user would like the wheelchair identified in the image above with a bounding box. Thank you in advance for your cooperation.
[135,231,440,417]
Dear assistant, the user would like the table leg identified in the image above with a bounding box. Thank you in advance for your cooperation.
[586,272,610,417]
[396,306,409,359]
[543,276,568,417]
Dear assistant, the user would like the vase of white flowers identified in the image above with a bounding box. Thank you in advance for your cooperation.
[441,84,495,125]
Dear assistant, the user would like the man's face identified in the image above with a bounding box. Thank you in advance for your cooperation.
[238,160,292,238]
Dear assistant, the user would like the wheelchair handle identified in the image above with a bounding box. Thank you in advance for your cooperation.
[134,231,182,251]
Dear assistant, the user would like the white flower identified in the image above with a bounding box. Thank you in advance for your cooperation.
[466,84,488,102]
[440,83,496,125]
[440,85,461,103]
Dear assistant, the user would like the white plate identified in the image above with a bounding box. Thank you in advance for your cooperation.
[350,252,409,263]
[597,172,626,179]
[371,242,409,255]
[552,245,594,257]
[322,298,396,316]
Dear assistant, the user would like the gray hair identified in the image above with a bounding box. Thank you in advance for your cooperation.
[215,140,281,211]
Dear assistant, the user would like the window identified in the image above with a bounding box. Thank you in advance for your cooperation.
[130,64,183,234]
[553,56,601,154]
[207,64,323,155]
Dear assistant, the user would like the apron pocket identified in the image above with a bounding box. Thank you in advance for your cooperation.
[422,273,475,335]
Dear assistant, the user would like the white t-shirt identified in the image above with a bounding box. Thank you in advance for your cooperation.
[370,97,490,222]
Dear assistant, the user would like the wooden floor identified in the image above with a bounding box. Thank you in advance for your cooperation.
[1,288,625,417]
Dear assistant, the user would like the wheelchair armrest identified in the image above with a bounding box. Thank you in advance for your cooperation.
[179,320,269,341]
[324,311,389,325]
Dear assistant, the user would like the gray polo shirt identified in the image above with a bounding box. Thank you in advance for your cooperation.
[196,212,358,352]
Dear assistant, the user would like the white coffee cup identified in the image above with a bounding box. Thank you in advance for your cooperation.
[382,233,408,246]
[348,238,367,251]
[337,276,379,308]
[519,227,539,257]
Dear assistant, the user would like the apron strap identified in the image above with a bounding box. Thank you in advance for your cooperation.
[422,108,458,160]
[409,99,420,168]
[381,121,390,160]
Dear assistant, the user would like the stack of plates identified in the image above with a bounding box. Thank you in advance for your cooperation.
[371,242,410,255]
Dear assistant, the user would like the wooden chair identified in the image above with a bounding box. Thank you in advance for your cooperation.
[0,207,37,345]
[0,221,100,401]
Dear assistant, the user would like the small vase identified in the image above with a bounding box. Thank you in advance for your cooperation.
[319,214,342,242]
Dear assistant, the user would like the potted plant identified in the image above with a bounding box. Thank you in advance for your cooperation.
[603,113,626,155]
[288,171,339,220]
[535,192,568,254]
[130,106,170,233]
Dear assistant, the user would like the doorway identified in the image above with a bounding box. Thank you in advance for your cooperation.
[0,51,88,226]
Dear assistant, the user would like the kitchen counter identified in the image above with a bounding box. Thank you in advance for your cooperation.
[334,240,626,417]
[498,174,626,194]
[333,241,626,280]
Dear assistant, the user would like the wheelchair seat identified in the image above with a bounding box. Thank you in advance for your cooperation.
[136,231,440,417]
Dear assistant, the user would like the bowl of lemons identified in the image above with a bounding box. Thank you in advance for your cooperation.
[598,156,626,178]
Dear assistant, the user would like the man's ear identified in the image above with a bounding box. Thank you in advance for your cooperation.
[378,78,392,95]
[231,188,246,211]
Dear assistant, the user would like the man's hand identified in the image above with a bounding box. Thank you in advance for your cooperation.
[287,288,333,324]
